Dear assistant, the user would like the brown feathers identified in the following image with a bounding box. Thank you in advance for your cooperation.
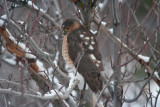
[62,19,104,93]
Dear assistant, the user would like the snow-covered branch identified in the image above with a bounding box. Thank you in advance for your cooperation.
[0,14,69,80]
[29,37,69,80]
[94,17,160,87]
[7,0,59,27]
[0,79,79,100]
[0,79,37,95]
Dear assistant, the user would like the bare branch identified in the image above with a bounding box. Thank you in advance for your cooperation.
[3,0,10,21]
[29,37,69,80]
[0,79,37,95]
[0,16,69,80]
[154,89,160,107]
[7,0,59,27]
[123,61,160,103]
[0,79,79,100]
[95,17,160,87]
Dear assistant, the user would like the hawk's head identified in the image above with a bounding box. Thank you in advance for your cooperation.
[62,19,81,35]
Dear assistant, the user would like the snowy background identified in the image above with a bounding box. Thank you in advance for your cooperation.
[0,0,160,107]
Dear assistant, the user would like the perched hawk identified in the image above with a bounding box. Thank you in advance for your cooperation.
[62,19,104,93]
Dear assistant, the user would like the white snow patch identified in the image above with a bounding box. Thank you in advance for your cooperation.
[7,29,17,44]
[47,67,54,81]
[144,69,148,73]
[2,47,5,51]
[44,89,62,97]
[55,11,59,15]
[121,66,125,73]
[48,103,53,107]
[53,60,58,66]
[2,47,16,65]
[39,22,42,25]
[28,1,46,13]
[53,77,59,85]
[154,72,160,80]
[2,55,16,65]
[110,81,114,90]
[36,92,42,96]
[36,60,46,72]
[18,20,24,24]
[101,21,107,26]
[116,38,128,48]
[53,77,64,91]
[138,54,150,63]
[65,64,70,71]
[25,53,36,59]
[18,42,26,50]
[53,51,59,66]
[5,29,34,57]
[90,30,97,34]
[68,72,84,90]
[54,35,59,40]
[18,61,23,66]
[43,51,49,56]
[1,15,7,19]
[109,28,113,33]
[48,67,53,74]
[71,90,77,97]
[98,3,104,9]
[55,51,59,60]
[63,100,70,107]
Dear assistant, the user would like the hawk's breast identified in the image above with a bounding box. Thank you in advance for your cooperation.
[62,34,74,68]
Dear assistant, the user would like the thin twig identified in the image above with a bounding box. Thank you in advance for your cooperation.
[1,17,69,80]
[7,0,59,27]
[3,0,10,21]
[119,76,149,83]
[30,37,69,80]
[0,79,38,95]
[123,61,160,103]
[0,79,79,100]
[75,50,84,76]
[95,17,160,87]
[154,89,160,107]
[95,70,116,107]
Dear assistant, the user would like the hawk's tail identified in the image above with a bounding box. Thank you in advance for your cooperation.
[81,72,103,93]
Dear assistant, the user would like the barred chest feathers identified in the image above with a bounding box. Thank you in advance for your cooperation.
[62,34,74,68]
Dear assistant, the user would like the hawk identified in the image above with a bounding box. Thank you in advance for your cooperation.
[62,19,104,93]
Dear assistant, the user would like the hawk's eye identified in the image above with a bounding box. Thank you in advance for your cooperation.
[63,28,68,35]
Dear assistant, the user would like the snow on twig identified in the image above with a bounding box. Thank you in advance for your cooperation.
[0,79,79,100]
[138,55,150,63]
[29,37,69,79]
[94,17,160,87]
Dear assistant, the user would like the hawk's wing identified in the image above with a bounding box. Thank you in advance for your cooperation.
[67,27,104,73]
[67,27,103,92]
